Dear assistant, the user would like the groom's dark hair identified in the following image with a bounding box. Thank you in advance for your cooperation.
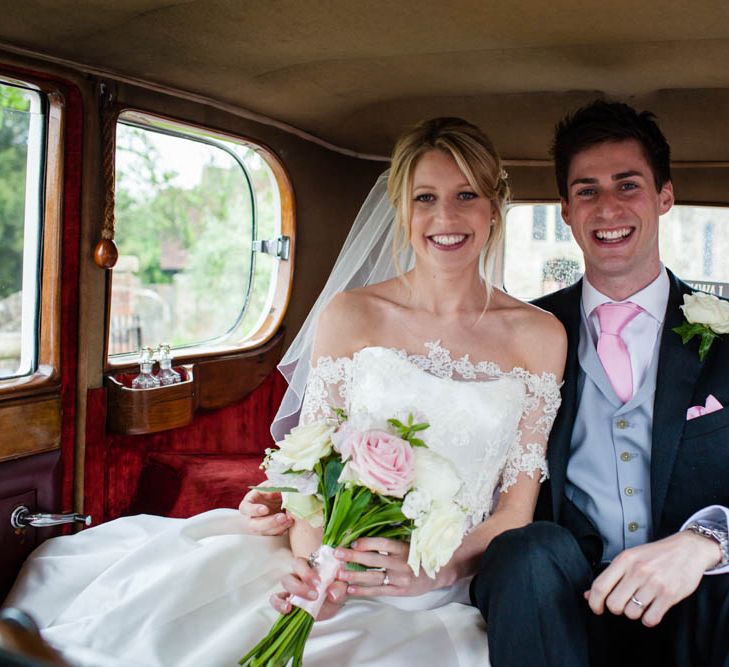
[551,100,671,200]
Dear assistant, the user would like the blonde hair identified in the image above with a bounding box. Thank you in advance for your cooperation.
[387,117,510,286]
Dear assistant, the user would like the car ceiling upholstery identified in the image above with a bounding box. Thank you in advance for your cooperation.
[2,0,729,161]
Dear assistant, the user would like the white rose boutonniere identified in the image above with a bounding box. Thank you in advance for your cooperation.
[674,292,729,361]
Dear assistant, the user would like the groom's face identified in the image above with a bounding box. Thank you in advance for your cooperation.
[560,139,674,297]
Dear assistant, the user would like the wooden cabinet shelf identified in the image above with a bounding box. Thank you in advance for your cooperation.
[102,331,285,436]
[105,366,196,435]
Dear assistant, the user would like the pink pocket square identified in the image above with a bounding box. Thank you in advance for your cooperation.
[686,394,724,420]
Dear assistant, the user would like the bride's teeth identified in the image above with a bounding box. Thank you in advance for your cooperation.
[595,228,631,240]
[431,234,466,246]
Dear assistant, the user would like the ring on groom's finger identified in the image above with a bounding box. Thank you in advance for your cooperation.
[383,572,390,587]
[630,595,644,608]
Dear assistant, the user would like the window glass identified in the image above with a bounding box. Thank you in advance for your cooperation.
[110,114,282,357]
[504,204,583,300]
[504,204,729,300]
[531,205,547,240]
[660,206,729,297]
[0,82,45,380]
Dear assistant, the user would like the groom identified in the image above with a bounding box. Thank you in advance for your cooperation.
[470,101,729,666]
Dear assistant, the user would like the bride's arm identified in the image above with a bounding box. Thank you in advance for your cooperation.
[272,295,369,617]
[444,312,568,581]
[288,294,367,558]
[239,293,369,535]
[337,311,567,596]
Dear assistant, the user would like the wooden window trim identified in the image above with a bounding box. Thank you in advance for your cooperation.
[104,109,295,372]
[0,79,64,403]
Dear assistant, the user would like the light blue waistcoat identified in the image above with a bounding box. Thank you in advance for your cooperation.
[565,313,661,562]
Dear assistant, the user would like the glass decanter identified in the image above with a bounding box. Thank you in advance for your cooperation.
[156,343,181,386]
[131,346,160,389]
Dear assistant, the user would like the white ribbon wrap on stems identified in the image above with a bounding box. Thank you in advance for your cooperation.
[290,545,341,618]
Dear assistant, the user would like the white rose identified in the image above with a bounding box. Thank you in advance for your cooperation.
[681,292,729,334]
[281,492,324,528]
[265,469,319,495]
[408,502,467,578]
[270,422,334,472]
[402,489,432,520]
[413,448,462,501]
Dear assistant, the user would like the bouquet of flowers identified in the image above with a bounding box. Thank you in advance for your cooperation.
[239,408,467,667]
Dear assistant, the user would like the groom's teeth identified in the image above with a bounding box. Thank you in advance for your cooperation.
[595,227,631,241]
[431,234,466,246]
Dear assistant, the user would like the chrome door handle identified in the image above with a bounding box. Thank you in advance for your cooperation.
[10,505,92,529]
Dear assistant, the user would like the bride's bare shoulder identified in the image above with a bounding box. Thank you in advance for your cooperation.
[490,289,567,378]
[312,282,399,360]
[322,281,397,321]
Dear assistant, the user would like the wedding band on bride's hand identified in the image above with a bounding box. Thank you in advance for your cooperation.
[383,573,390,587]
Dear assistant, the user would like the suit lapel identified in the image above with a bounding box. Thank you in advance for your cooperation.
[546,280,583,521]
[650,271,705,528]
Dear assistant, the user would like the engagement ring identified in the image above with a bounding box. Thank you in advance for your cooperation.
[383,573,390,587]
[630,595,644,608]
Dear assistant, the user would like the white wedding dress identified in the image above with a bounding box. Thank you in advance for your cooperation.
[6,342,560,667]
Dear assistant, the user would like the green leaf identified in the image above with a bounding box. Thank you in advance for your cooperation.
[323,487,352,544]
[315,460,330,523]
[323,459,344,499]
[387,418,405,430]
[332,406,348,422]
[673,321,708,344]
[407,437,427,448]
[343,503,410,542]
[346,488,373,522]
[409,422,430,432]
[698,330,718,362]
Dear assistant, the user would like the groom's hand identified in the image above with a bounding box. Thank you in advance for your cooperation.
[585,531,721,627]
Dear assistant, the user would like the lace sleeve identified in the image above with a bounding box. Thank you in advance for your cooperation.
[299,356,353,426]
[499,371,562,493]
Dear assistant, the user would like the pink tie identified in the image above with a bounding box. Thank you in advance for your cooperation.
[595,302,642,403]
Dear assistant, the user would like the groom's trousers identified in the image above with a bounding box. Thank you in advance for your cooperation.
[470,521,729,667]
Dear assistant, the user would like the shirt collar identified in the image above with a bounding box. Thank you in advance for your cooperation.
[581,265,670,324]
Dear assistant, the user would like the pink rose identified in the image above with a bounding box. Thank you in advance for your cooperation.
[339,429,416,498]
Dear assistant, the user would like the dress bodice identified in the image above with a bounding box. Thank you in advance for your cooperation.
[301,341,561,525]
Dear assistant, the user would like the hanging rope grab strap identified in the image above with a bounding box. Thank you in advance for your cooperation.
[93,84,119,269]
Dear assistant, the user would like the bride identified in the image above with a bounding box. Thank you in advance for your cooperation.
[6,117,566,667]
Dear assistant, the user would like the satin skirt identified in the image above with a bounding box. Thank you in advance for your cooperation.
[6,509,490,667]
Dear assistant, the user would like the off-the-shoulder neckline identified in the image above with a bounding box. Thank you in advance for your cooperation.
[311,340,561,386]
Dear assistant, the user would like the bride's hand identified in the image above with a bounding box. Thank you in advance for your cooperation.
[270,557,349,621]
[238,487,294,536]
[334,537,442,597]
